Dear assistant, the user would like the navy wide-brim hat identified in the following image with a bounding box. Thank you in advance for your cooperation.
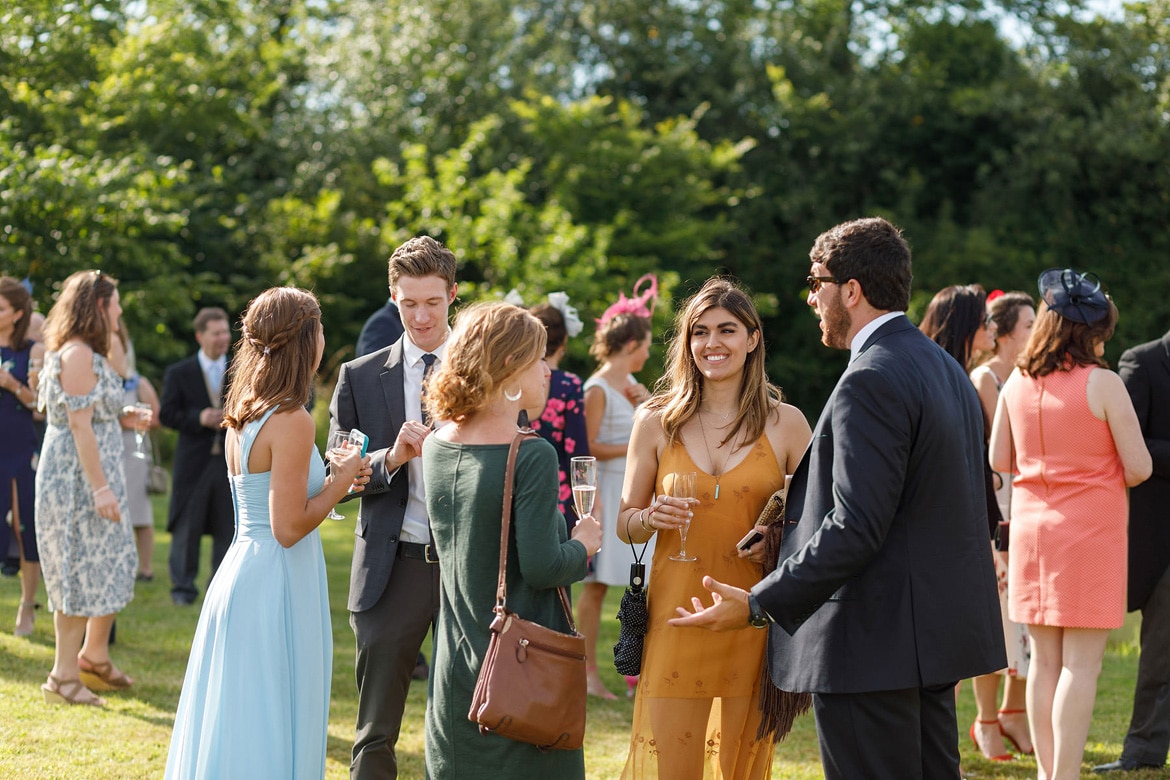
[1037,268,1110,324]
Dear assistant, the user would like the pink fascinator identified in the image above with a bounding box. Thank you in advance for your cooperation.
[597,274,658,325]
[986,289,1005,303]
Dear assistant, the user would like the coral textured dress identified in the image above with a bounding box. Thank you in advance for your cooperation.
[1002,364,1128,629]
[622,436,783,780]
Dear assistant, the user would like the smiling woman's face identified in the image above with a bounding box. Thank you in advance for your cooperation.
[689,306,759,383]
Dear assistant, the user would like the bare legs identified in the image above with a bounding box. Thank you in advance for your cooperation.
[972,673,1011,758]
[15,561,40,635]
[1027,625,1110,780]
[576,581,616,698]
[49,612,105,705]
[648,697,713,780]
[134,525,154,578]
[998,674,1033,754]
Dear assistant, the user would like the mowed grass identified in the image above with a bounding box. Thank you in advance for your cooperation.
[1,492,1168,779]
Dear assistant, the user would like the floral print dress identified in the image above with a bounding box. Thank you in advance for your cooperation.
[531,369,590,531]
[35,349,136,616]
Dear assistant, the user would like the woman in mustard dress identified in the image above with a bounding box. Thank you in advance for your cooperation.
[617,277,812,780]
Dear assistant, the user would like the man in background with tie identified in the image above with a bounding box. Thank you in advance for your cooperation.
[329,236,458,779]
[160,307,234,607]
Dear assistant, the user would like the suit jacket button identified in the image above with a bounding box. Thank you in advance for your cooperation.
[389,536,397,544]
[399,499,407,508]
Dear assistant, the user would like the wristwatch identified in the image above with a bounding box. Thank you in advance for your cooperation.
[747,594,770,629]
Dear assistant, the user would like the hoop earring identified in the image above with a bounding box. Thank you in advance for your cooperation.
[504,385,522,402]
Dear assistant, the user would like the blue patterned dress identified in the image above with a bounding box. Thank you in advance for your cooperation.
[165,406,331,780]
[35,349,135,615]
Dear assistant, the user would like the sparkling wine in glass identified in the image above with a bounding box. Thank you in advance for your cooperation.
[325,430,351,520]
[667,471,698,562]
[570,456,597,519]
[122,403,153,460]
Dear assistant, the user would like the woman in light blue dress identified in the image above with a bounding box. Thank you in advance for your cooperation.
[165,287,370,779]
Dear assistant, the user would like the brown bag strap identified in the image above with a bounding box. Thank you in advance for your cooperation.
[495,428,577,632]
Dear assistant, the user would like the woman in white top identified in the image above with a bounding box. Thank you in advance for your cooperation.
[970,290,1037,757]
[578,282,655,700]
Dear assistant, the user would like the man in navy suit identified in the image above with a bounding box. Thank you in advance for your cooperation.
[160,307,233,606]
[672,217,1005,778]
[1094,328,1170,773]
[329,236,458,779]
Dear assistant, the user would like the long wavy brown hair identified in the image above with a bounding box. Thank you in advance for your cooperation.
[222,287,321,429]
[646,277,778,447]
[43,270,118,355]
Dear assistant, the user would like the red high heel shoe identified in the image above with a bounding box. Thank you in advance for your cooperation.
[997,708,1034,755]
[970,719,1014,762]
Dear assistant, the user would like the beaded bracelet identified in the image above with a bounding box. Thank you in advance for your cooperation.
[93,485,112,499]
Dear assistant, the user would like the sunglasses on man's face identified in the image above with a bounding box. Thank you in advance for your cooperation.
[806,275,842,294]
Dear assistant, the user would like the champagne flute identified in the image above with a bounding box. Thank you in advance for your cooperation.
[122,402,153,459]
[667,471,698,562]
[570,456,597,519]
[325,430,351,520]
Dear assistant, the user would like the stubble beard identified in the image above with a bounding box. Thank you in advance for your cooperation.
[818,290,850,351]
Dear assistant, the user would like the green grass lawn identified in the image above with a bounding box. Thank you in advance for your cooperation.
[2,493,1169,779]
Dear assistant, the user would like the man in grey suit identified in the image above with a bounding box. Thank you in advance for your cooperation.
[671,217,1005,778]
[329,236,458,779]
[1094,328,1170,773]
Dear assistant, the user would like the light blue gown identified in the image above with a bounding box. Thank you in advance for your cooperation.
[165,407,331,780]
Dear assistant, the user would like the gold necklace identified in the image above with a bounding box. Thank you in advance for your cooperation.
[697,409,733,499]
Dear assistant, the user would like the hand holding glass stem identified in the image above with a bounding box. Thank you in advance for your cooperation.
[325,430,370,519]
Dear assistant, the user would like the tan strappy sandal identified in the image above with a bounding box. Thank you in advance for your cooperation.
[42,675,106,706]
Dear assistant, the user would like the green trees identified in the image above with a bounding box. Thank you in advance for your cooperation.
[2,0,1166,410]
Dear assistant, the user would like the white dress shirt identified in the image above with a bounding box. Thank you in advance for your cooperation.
[399,338,446,544]
[850,311,904,363]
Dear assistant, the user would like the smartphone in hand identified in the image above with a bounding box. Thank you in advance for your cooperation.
[737,528,765,552]
[348,428,370,458]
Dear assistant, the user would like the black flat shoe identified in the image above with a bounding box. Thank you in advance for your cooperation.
[1092,759,1164,773]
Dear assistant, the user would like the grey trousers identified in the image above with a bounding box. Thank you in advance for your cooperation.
[1123,564,1170,767]
[349,556,441,780]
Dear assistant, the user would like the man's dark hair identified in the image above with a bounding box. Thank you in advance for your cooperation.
[811,217,912,312]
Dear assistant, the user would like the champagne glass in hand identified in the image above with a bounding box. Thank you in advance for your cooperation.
[325,430,352,520]
[667,471,698,562]
[570,457,597,520]
[122,402,153,459]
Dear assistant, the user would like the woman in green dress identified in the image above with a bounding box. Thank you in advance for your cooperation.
[422,301,604,779]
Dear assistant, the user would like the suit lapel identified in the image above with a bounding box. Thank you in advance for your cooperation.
[1158,333,1170,384]
[380,341,407,433]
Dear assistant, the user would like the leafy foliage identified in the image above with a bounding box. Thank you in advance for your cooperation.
[1,0,1167,411]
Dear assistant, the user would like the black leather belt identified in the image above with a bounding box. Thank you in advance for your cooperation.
[397,541,438,564]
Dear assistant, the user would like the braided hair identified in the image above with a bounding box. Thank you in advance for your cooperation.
[222,287,322,429]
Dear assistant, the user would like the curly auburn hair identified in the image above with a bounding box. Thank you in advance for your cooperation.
[426,302,546,423]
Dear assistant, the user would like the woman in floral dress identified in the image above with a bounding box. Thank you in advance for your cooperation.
[36,270,139,706]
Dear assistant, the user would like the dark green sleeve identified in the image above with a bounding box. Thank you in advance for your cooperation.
[511,439,589,589]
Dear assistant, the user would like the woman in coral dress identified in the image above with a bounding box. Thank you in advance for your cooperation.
[991,268,1151,780]
[617,278,811,779]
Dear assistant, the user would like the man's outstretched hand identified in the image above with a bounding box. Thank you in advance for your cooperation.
[668,576,752,632]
